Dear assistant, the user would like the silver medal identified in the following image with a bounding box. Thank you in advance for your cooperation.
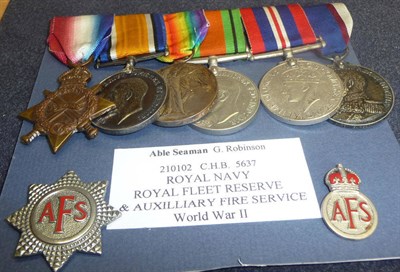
[191,58,260,135]
[259,58,345,125]
[92,64,167,135]
[329,62,395,127]
[321,164,378,240]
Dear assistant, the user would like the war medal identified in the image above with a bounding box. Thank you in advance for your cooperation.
[155,10,218,127]
[93,57,167,135]
[241,3,353,125]
[20,15,116,153]
[189,9,260,135]
[259,55,345,125]
[6,171,121,271]
[328,54,395,127]
[321,164,378,239]
[93,13,169,134]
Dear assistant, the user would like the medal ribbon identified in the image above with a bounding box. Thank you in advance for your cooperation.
[193,9,246,58]
[303,3,352,55]
[240,3,352,55]
[98,13,166,62]
[48,15,114,65]
[159,10,209,62]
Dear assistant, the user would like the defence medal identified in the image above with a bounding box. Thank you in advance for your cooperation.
[321,164,378,240]
[155,10,219,127]
[189,9,260,135]
[328,54,395,127]
[93,14,168,134]
[241,3,353,125]
[20,15,116,153]
[6,171,121,271]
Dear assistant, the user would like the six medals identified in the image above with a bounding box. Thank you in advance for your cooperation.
[12,8,390,271]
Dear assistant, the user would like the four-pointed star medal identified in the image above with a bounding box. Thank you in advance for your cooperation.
[19,65,115,153]
[6,171,121,271]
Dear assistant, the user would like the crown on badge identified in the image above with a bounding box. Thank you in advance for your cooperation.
[58,65,92,84]
[325,164,361,191]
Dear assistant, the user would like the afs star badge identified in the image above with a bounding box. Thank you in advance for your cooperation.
[19,65,115,153]
[6,171,121,271]
[321,164,378,240]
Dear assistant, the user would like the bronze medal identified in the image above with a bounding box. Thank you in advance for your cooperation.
[321,164,378,240]
[156,63,218,127]
[19,64,115,153]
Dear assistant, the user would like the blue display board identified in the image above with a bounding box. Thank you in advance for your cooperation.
[0,46,399,272]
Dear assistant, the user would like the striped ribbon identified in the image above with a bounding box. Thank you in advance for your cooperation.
[98,13,166,62]
[303,3,352,55]
[158,10,209,62]
[48,15,113,65]
[240,3,352,55]
[193,9,246,58]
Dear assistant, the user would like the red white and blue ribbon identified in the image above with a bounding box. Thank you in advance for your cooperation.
[240,3,352,55]
[303,3,352,55]
[48,15,114,65]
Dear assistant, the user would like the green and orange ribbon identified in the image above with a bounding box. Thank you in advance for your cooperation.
[194,9,246,58]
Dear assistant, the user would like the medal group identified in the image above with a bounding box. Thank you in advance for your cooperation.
[7,2,394,272]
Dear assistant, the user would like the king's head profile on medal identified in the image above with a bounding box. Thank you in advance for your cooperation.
[6,171,121,271]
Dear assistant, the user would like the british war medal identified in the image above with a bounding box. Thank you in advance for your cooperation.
[93,13,168,134]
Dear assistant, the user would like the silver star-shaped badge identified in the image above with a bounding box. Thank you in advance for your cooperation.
[6,171,121,271]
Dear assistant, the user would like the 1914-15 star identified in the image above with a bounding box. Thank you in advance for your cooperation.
[19,65,115,153]
[6,171,121,271]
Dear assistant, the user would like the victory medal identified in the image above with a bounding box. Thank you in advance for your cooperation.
[6,171,121,271]
[321,164,378,240]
